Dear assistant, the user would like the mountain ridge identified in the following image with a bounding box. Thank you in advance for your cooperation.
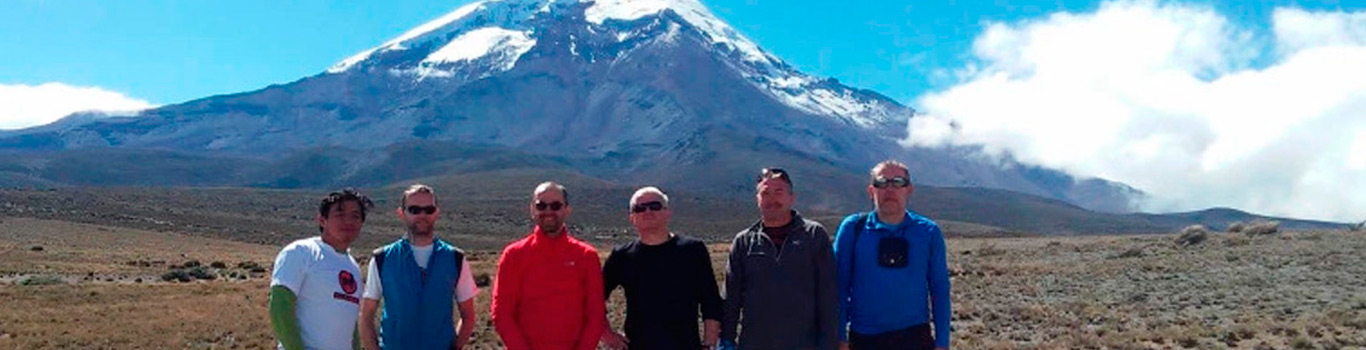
[0,0,1148,219]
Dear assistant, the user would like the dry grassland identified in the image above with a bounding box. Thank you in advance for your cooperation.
[3,216,1363,349]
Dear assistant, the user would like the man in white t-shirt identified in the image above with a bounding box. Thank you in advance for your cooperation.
[271,188,375,350]
[360,184,479,350]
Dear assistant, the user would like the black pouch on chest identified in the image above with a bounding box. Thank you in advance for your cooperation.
[877,236,909,268]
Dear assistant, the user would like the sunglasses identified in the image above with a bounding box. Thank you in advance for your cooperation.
[631,201,666,213]
[759,166,792,180]
[534,201,565,211]
[872,176,910,189]
[756,167,791,183]
[405,205,437,215]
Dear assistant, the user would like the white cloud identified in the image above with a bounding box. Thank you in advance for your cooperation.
[910,1,1366,222]
[1274,7,1366,55]
[0,82,155,130]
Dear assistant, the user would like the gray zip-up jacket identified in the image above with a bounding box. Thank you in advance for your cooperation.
[721,211,838,350]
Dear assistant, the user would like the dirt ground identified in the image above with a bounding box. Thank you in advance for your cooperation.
[2,216,1363,349]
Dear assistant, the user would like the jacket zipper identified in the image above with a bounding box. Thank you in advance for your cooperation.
[763,229,790,263]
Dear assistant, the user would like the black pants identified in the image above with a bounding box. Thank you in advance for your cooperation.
[850,323,935,350]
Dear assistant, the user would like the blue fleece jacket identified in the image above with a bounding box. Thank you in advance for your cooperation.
[834,211,951,349]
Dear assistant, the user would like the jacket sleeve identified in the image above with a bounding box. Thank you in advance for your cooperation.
[602,248,622,301]
[832,215,858,342]
[269,244,307,350]
[720,233,746,343]
[928,225,953,349]
[576,248,607,350]
[696,241,723,321]
[492,246,530,350]
[813,224,840,350]
[268,285,305,350]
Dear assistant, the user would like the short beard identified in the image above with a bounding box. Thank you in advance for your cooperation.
[875,201,904,216]
[406,222,434,238]
[537,218,562,233]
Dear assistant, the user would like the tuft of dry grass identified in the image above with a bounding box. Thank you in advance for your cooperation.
[1176,225,1209,246]
[1244,220,1281,236]
[1224,235,1252,247]
[1227,221,1247,233]
[1110,247,1145,259]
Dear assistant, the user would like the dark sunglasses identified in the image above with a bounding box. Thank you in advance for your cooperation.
[631,201,666,213]
[534,201,565,211]
[405,205,437,215]
[872,176,910,189]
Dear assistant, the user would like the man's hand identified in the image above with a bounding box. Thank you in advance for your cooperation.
[839,341,851,350]
[702,320,720,349]
[600,329,629,350]
[358,298,382,350]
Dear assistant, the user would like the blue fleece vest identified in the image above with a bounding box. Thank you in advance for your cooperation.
[372,238,463,350]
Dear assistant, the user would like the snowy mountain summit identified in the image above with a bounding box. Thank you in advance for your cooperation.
[327,0,908,130]
[0,0,1142,213]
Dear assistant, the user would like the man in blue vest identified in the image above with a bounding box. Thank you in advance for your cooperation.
[359,184,479,350]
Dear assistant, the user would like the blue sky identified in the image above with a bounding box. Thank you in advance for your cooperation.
[2,0,1365,221]
[3,0,1356,107]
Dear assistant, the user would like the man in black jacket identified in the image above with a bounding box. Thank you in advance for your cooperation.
[601,186,723,350]
[720,168,838,350]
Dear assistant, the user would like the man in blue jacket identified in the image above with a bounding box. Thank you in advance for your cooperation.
[834,161,951,350]
[359,184,479,350]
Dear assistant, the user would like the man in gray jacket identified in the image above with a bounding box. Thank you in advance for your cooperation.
[720,167,838,350]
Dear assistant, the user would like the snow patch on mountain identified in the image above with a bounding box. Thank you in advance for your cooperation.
[421,27,536,75]
[327,0,546,74]
[329,49,378,74]
[325,0,906,128]
[584,0,772,64]
[386,1,490,51]
[583,0,900,127]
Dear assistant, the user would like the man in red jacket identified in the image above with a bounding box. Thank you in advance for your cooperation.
[492,181,606,350]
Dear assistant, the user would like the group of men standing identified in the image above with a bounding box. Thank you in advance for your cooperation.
[268,160,951,350]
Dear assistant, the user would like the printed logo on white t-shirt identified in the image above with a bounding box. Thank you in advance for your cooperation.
[335,270,360,304]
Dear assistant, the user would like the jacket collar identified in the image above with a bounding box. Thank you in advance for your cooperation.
[867,210,918,231]
[397,236,448,252]
[531,225,571,244]
[749,210,804,233]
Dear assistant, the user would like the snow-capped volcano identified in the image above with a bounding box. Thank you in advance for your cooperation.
[0,0,1142,213]
[326,0,907,129]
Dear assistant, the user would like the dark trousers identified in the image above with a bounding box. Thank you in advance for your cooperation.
[850,323,935,350]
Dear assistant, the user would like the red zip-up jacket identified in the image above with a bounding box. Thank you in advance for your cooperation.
[492,226,605,350]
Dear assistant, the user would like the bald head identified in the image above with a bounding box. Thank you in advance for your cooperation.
[531,181,571,234]
[533,181,569,204]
